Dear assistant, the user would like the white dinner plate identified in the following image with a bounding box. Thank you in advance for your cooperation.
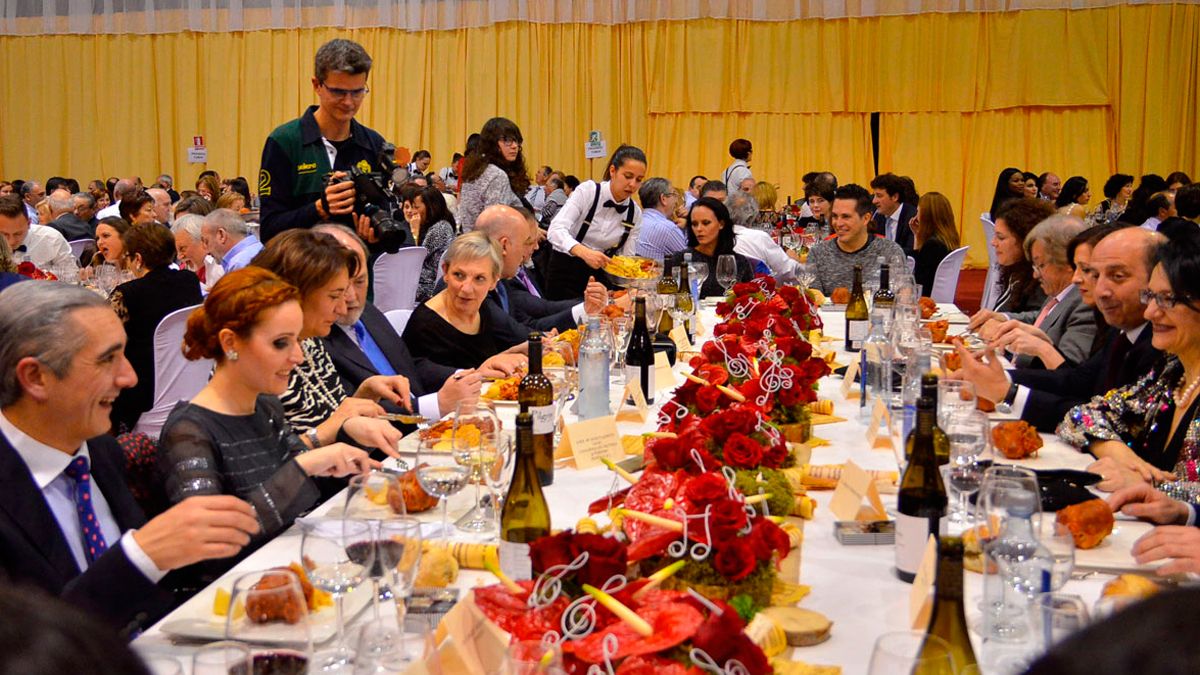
[1072,519,1167,574]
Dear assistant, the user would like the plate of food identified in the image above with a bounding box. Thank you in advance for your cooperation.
[158,563,373,644]
[605,256,662,290]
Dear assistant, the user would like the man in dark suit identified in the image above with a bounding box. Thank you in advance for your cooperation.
[45,188,94,241]
[315,224,524,420]
[0,283,259,637]
[955,228,1166,443]
[869,173,916,256]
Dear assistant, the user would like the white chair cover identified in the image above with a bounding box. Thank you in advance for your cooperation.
[131,303,212,440]
[373,248,428,313]
[930,246,971,304]
[906,255,916,273]
[67,238,92,261]
[384,308,415,336]
[979,213,1000,310]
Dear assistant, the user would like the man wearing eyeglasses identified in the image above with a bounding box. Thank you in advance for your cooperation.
[258,39,391,246]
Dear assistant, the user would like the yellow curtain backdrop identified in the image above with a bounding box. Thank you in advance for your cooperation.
[0,5,1197,269]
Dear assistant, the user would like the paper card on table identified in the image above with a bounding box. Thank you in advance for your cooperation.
[692,315,706,338]
[669,325,693,352]
[829,460,887,522]
[839,357,860,400]
[438,590,509,675]
[654,350,676,391]
[865,397,895,450]
[558,415,624,470]
[616,379,649,423]
[909,534,939,629]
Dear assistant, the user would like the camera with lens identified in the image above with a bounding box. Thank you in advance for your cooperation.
[324,143,412,247]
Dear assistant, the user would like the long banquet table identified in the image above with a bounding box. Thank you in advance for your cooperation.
[134,301,1119,674]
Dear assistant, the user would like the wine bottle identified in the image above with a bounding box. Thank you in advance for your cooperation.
[498,412,551,580]
[873,263,895,309]
[844,265,869,352]
[518,332,555,486]
[895,392,948,583]
[918,373,951,466]
[656,259,678,335]
[678,254,693,337]
[919,536,978,671]
[626,296,656,405]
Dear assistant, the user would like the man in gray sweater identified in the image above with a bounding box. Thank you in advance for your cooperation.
[807,184,907,295]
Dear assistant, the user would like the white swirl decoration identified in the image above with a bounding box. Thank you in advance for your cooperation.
[585,634,620,675]
[733,298,759,321]
[712,339,752,380]
[690,647,751,675]
[666,503,713,561]
[529,551,590,611]
[560,574,628,640]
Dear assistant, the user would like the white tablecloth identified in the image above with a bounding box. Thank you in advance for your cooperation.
[135,302,1113,674]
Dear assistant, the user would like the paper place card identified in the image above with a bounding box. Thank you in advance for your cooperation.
[616,379,649,423]
[829,460,887,522]
[436,590,510,675]
[692,315,706,338]
[669,325,693,353]
[865,397,895,451]
[654,350,676,392]
[558,415,624,470]
[909,534,938,629]
[840,358,860,400]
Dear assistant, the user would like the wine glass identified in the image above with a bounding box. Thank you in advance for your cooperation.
[354,619,441,675]
[300,518,375,672]
[1029,593,1090,653]
[716,254,738,296]
[505,639,563,675]
[866,631,954,675]
[484,432,516,533]
[451,401,502,534]
[373,517,423,663]
[344,471,405,520]
[1033,512,1076,591]
[672,291,695,340]
[610,315,632,378]
[225,569,313,674]
[415,436,471,540]
[944,410,990,525]
[688,261,709,301]
[975,472,1041,643]
[192,642,251,675]
[937,380,976,428]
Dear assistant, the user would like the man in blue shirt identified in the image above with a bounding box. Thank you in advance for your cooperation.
[634,177,686,261]
[201,208,263,273]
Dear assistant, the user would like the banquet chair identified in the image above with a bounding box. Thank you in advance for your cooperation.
[929,246,971,304]
[131,303,212,440]
[372,248,428,313]
[385,308,415,336]
[979,214,1000,310]
[67,238,93,261]
[906,256,916,273]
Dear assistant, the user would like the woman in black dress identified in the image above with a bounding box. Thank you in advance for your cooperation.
[909,191,960,297]
[969,197,1055,330]
[403,231,528,368]
[108,223,203,432]
[668,197,753,299]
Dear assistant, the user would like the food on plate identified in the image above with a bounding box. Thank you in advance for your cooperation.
[961,524,995,574]
[919,296,938,319]
[421,541,497,570]
[759,606,832,647]
[770,660,843,675]
[943,349,963,372]
[830,287,850,305]
[605,255,658,279]
[418,417,496,446]
[1056,498,1115,550]
[241,563,332,624]
[603,303,626,319]
[992,420,1043,459]
[782,465,898,491]
[482,375,521,401]
[414,544,459,587]
[543,350,567,367]
[805,288,827,306]
[1102,573,1161,600]
[927,319,950,343]
[391,465,440,513]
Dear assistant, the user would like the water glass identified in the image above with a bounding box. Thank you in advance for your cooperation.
[938,380,976,427]
[945,410,990,525]
[300,518,375,671]
[1029,593,1089,652]
[716,254,738,295]
[415,437,471,540]
[1033,513,1075,591]
[866,631,954,675]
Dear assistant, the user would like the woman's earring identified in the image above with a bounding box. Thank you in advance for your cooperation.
[226,350,239,362]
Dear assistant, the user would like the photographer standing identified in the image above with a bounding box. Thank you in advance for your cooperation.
[258,39,408,250]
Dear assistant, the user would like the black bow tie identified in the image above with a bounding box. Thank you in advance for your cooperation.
[14,245,27,253]
[604,199,630,214]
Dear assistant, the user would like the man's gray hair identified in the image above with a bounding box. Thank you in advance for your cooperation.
[443,231,502,279]
[1023,214,1086,266]
[725,190,759,228]
[46,190,74,216]
[112,179,138,202]
[638,178,672,211]
[156,174,173,187]
[314,39,373,81]
[204,208,249,237]
[0,283,110,407]
[313,222,368,259]
[172,213,205,240]
[73,192,96,209]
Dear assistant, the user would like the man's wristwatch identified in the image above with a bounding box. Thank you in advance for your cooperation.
[1003,383,1019,406]
[305,428,321,447]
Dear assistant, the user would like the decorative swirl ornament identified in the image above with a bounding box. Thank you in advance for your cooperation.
[689,648,751,675]
[529,551,590,611]
[585,634,620,675]
[561,574,629,640]
[712,339,752,380]
[689,448,710,474]
[733,298,759,321]
[657,399,690,427]
[666,504,713,561]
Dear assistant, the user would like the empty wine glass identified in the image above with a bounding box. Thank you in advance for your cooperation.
[192,641,251,675]
[454,429,502,534]
[944,410,990,525]
[225,569,313,674]
[344,471,405,520]
[610,315,632,376]
[1029,593,1090,653]
[375,517,423,661]
[415,436,471,540]
[301,518,375,672]
[672,291,695,339]
[866,631,954,675]
[716,254,738,296]
[484,432,516,533]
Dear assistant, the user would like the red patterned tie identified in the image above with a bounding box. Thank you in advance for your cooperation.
[63,455,109,564]
[1033,297,1059,329]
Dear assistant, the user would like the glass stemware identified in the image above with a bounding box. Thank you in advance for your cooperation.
[415,436,471,540]
[1033,513,1076,591]
[192,641,251,675]
[610,315,632,379]
[944,410,990,526]
[225,569,313,675]
[483,431,516,533]
[300,518,375,672]
[866,631,954,675]
[716,254,738,296]
[687,261,709,301]
[937,380,977,428]
[1029,593,1089,653]
[451,401,502,534]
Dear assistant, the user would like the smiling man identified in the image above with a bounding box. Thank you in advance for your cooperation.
[806,184,906,295]
[258,39,391,246]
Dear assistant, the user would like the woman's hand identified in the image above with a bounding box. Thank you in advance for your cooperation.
[968,309,1005,332]
[355,374,413,411]
[1108,483,1191,525]
[478,353,527,378]
[437,370,483,413]
[571,245,610,270]
[1087,456,1148,492]
[1133,526,1200,575]
[1089,441,1176,484]
[295,442,379,477]
[329,397,385,427]
[341,416,404,458]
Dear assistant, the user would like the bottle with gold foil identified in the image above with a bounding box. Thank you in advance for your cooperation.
[518,332,555,486]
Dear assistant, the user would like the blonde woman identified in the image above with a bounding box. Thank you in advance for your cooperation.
[909,192,961,297]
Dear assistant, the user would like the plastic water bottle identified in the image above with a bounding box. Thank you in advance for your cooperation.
[860,308,892,423]
[577,317,611,420]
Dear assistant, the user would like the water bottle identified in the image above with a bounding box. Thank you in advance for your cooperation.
[983,488,1053,642]
[577,317,611,420]
[860,308,892,423]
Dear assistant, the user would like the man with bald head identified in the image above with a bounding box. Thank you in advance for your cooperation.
[954,226,1164,432]
[45,189,93,241]
[474,204,608,332]
[146,188,172,225]
[96,179,139,221]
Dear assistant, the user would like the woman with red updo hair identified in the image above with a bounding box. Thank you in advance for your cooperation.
[158,268,379,579]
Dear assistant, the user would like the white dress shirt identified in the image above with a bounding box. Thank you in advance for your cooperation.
[25,202,40,225]
[732,225,803,282]
[96,201,122,221]
[336,323,442,420]
[723,160,752,189]
[881,207,901,242]
[0,412,163,581]
[13,224,75,270]
[684,192,698,208]
[547,180,642,257]
[1142,216,1162,231]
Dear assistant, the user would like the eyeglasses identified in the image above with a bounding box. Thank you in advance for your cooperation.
[320,83,369,100]
[498,136,522,147]
[1140,289,1193,310]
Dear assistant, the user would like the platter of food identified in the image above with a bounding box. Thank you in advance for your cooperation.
[605,256,662,290]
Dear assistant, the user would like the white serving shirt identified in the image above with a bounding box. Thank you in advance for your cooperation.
[547,180,642,257]
[13,223,76,270]
[732,225,803,282]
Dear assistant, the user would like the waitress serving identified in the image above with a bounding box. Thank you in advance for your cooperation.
[545,145,647,300]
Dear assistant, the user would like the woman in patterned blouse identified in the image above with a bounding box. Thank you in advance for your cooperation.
[456,117,531,231]
[401,184,457,303]
[1059,228,1200,496]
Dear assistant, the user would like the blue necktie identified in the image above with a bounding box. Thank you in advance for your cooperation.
[353,321,397,377]
[495,282,510,313]
[62,456,108,565]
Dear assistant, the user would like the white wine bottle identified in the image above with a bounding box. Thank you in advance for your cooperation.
[518,332,556,486]
[895,390,948,583]
[873,263,895,309]
[498,412,551,580]
[844,265,869,352]
[918,536,978,672]
[905,374,951,466]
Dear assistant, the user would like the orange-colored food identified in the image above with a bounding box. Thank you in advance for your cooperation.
[1056,499,1115,550]
[391,466,441,514]
[927,319,950,343]
[919,296,938,320]
[830,287,851,304]
[992,420,1043,459]
[246,563,316,624]
[483,376,521,401]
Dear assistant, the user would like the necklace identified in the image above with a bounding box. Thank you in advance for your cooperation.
[1174,370,1200,407]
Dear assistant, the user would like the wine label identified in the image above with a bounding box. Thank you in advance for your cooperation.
[846,319,868,350]
[895,512,937,578]
[530,404,556,436]
[626,365,654,398]
[498,540,533,581]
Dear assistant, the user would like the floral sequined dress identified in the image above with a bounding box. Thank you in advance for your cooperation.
[1058,356,1200,499]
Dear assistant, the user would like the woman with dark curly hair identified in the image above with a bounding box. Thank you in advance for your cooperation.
[969,197,1056,329]
[1092,173,1134,225]
[456,117,531,231]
